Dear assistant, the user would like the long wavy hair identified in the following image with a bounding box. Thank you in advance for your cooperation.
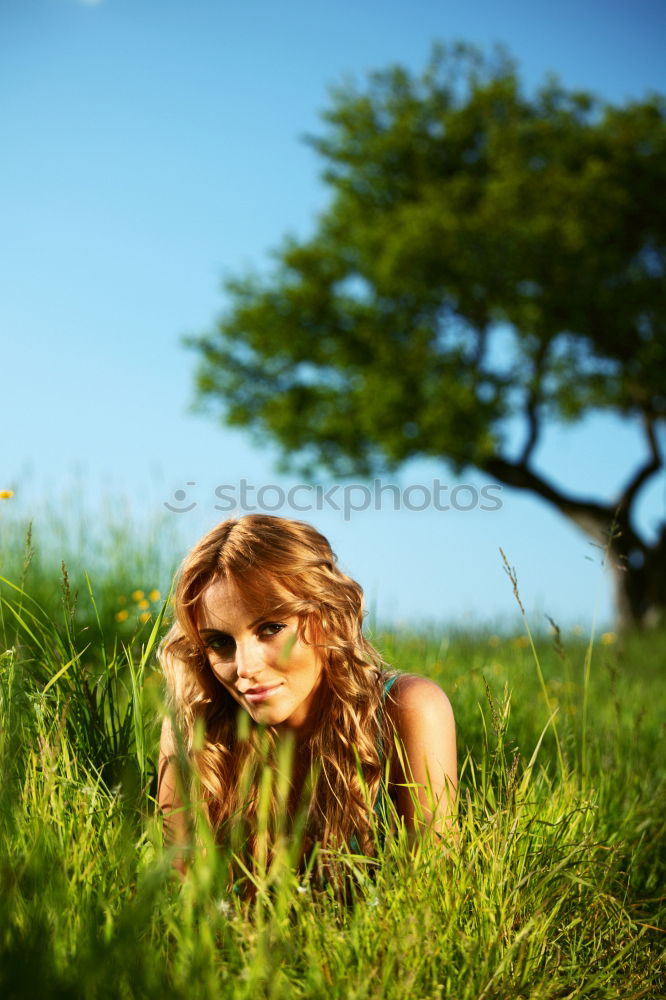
[158,515,397,880]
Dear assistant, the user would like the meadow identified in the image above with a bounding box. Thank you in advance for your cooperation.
[0,508,664,999]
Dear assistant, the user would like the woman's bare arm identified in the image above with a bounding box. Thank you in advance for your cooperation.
[157,716,190,875]
[385,674,458,840]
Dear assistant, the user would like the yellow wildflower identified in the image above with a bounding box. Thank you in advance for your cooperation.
[115,609,129,623]
[131,590,145,602]
[139,612,151,624]
[488,635,501,647]
[600,631,617,645]
[511,635,530,649]
[149,589,161,602]
[117,595,127,605]
[571,624,583,636]
[0,490,14,499]
[138,599,149,610]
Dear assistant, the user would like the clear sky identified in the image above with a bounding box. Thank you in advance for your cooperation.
[2,0,665,631]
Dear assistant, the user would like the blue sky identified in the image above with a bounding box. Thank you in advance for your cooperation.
[2,0,665,630]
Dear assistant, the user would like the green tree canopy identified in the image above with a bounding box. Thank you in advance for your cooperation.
[189,43,666,629]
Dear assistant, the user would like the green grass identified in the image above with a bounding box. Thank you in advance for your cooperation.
[0,511,664,998]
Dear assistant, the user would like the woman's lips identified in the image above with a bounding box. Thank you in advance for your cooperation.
[243,683,283,703]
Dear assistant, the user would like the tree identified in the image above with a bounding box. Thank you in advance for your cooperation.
[189,43,666,630]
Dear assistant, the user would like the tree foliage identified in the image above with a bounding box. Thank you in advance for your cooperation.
[189,43,666,627]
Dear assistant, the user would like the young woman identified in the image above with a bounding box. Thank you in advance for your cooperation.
[157,515,457,885]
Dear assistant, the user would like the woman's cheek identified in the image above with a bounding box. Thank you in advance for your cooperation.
[209,660,232,686]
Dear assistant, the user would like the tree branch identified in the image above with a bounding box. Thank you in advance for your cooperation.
[519,394,541,466]
[617,414,663,514]
[481,454,644,551]
[471,324,488,368]
[518,340,549,466]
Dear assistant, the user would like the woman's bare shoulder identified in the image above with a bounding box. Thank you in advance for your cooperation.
[386,672,454,721]
[382,672,457,829]
[159,714,177,757]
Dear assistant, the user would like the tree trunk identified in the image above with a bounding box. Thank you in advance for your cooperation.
[483,456,666,631]
[609,524,666,631]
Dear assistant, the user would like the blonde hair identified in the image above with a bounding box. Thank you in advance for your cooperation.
[158,515,396,881]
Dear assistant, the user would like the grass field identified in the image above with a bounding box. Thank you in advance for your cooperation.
[0,510,664,999]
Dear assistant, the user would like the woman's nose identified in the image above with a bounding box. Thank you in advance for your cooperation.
[235,639,263,679]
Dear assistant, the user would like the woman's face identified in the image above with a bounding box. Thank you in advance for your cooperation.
[198,576,325,733]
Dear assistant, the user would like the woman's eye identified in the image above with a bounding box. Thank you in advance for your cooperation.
[260,622,286,637]
[206,636,234,653]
